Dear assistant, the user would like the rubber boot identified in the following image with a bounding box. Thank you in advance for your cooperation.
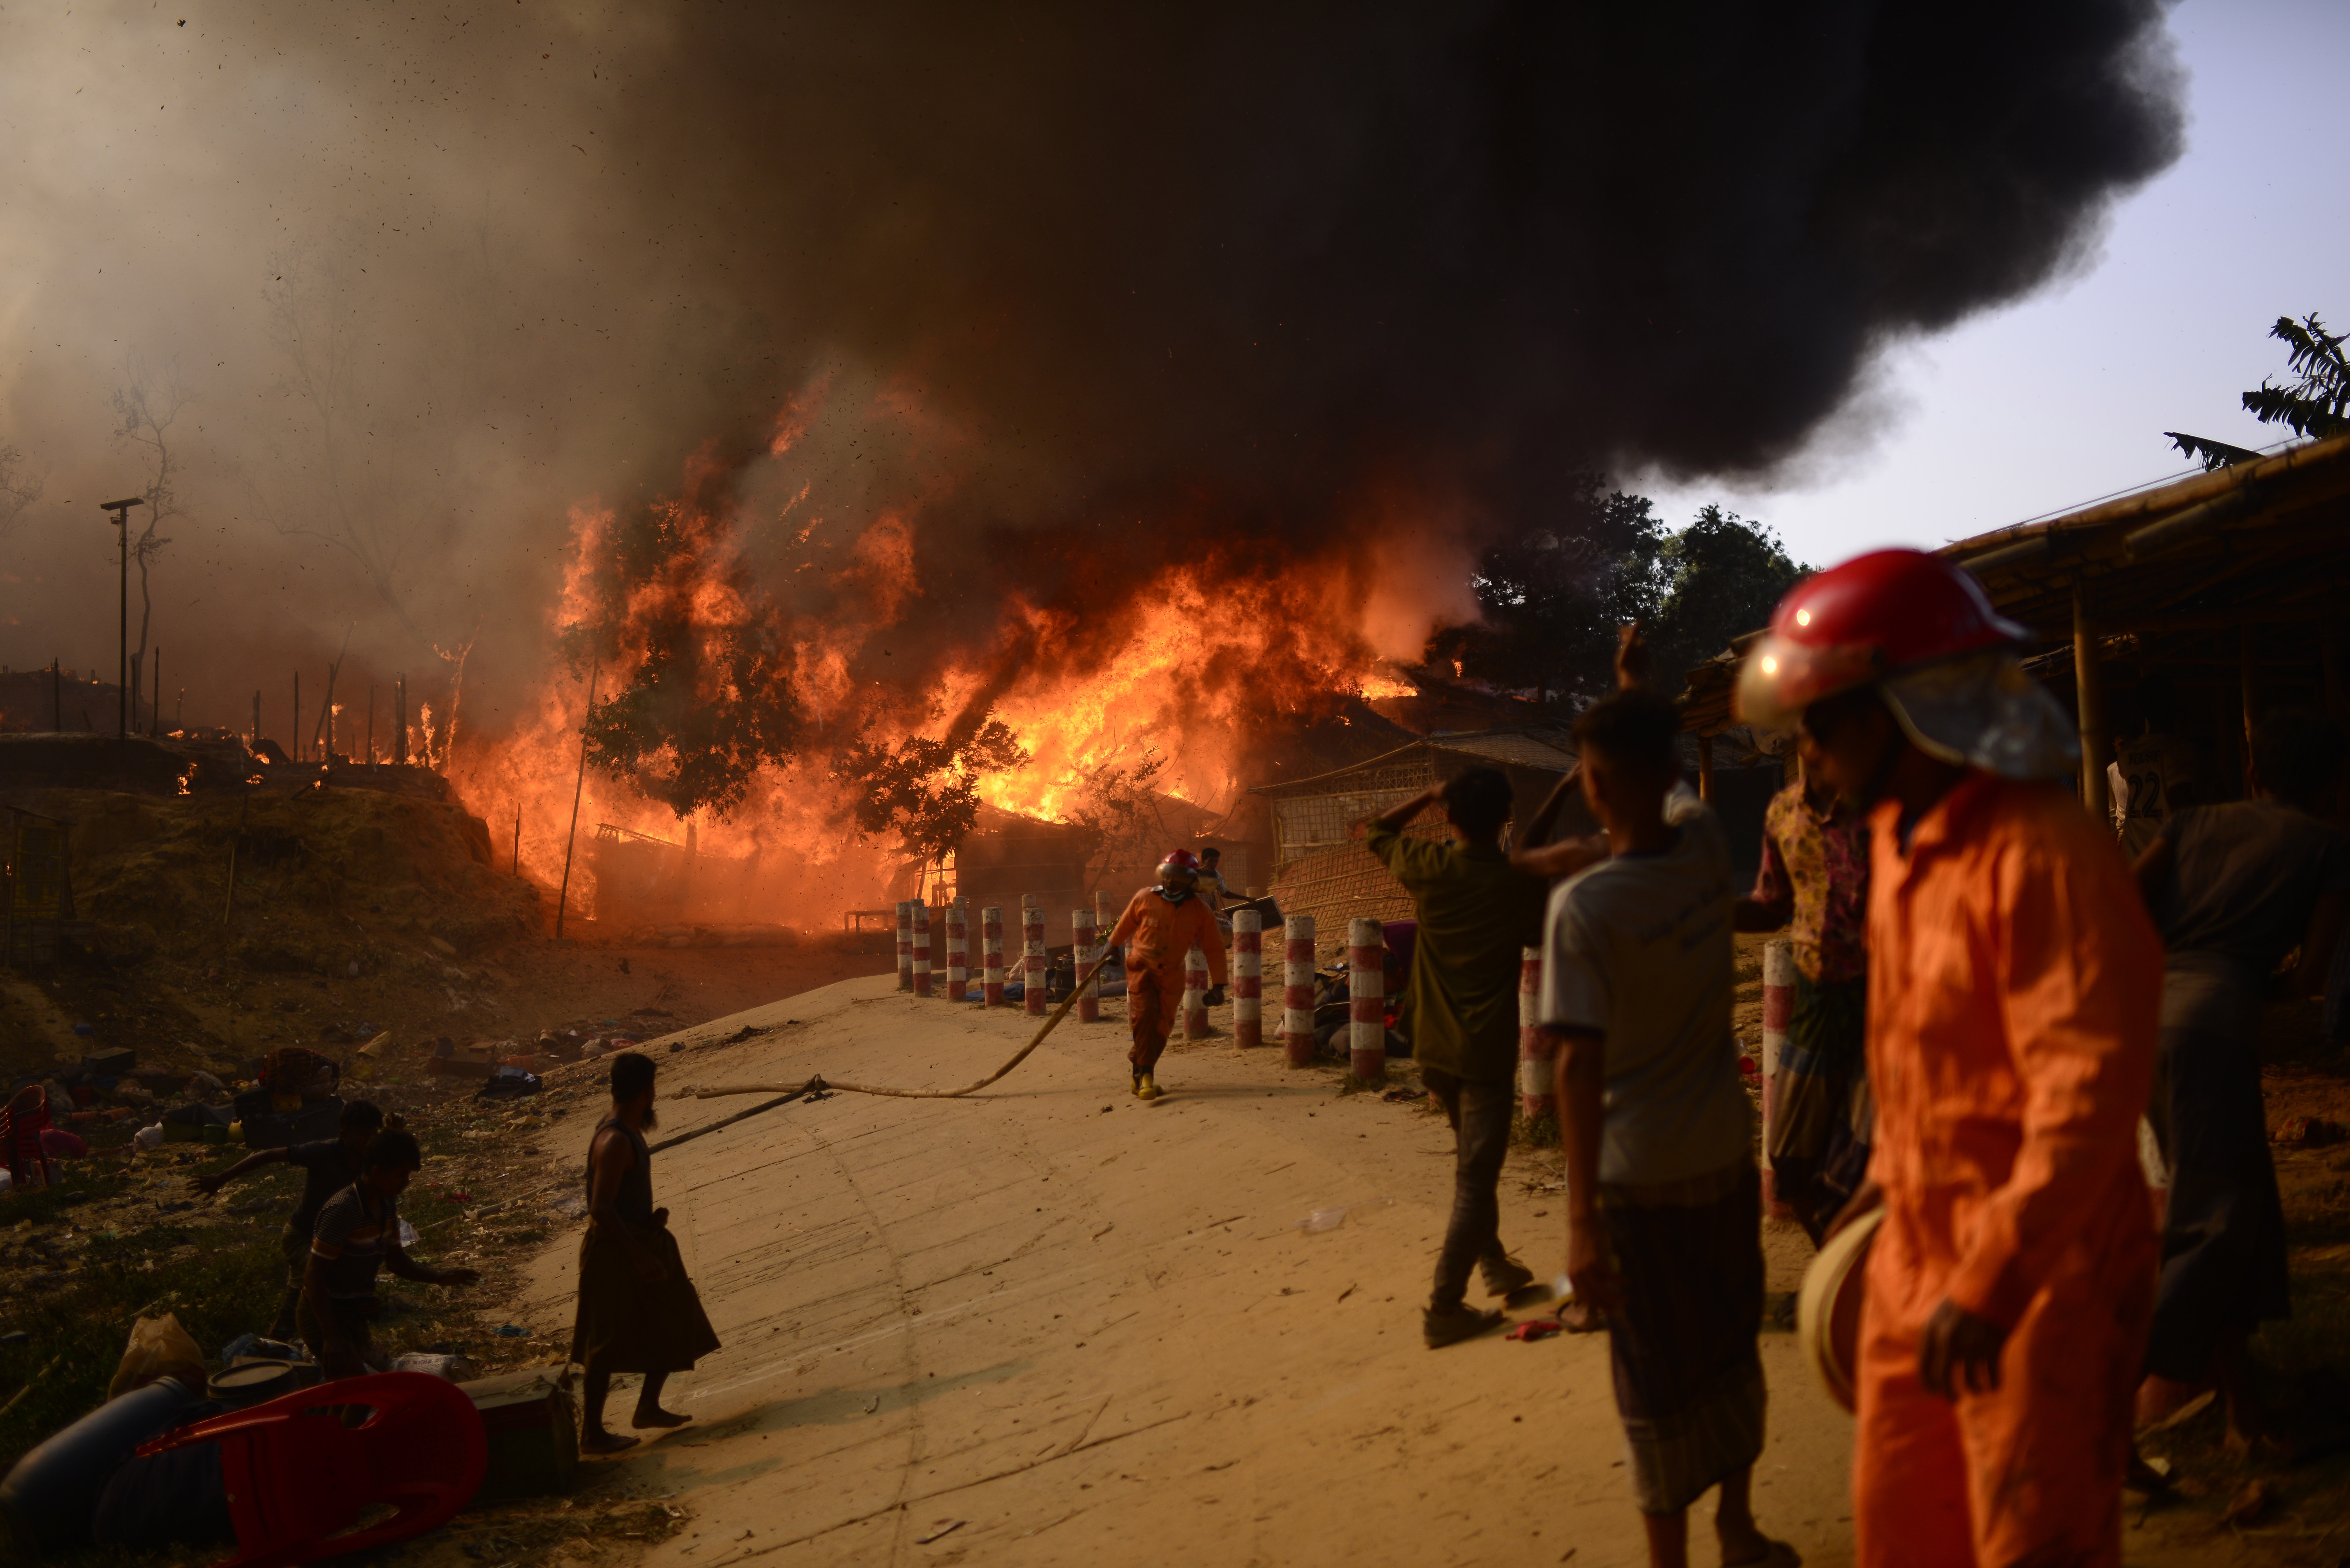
[1132,1065,1147,1098]
[1136,1071,1163,1101]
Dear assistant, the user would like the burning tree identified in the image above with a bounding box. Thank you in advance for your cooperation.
[568,484,809,819]
[833,720,1031,870]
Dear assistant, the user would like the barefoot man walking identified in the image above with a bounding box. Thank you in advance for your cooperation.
[573,1052,721,1454]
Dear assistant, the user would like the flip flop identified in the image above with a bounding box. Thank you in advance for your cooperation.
[633,1407,693,1430]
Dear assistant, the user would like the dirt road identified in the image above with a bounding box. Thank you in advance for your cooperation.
[507,976,2287,1568]
[514,976,1862,1567]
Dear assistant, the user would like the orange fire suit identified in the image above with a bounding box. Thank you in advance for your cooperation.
[1107,887,1227,1071]
[1854,774,2160,1568]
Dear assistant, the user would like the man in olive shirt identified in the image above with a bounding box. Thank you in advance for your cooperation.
[1367,765,1551,1346]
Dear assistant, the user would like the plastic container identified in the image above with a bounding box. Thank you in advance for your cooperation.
[208,1361,301,1409]
[0,1376,206,1552]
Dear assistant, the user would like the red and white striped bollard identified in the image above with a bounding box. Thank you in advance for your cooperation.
[1184,945,1210,1039]
[912,901,932,998]
[1232,908,1262,1048]
[1022,894,1046,1016]
[895,901,913,991]
[1347,916,1384,1084]
[982,906,1005,1006]
[1760,937,1795,1218]
[1282,914,1316,1068]
[946,897,968,1002]
[1517,946,1552,1121]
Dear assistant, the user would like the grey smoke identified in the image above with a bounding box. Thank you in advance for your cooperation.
[0,2,2182,737]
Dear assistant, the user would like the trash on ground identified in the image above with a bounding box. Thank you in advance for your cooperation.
[2275,1115,2347,1148]
[1296,1197,1394,1234]
[915,1519,967,1545]
[493,1324,533,1338]
[1505,1319,1561,1342]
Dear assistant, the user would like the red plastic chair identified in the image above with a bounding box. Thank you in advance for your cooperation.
[0,1084,58,1191]
[135,1371,488,1568]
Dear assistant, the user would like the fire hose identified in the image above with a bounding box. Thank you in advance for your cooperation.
[650,948,1122,1153]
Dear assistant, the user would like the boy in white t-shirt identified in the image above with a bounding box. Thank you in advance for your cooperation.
[1541,689,1783,1568]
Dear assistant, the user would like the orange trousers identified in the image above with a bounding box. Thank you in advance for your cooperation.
[1853,1195,2155,1568]
[1126,963,1181,1071]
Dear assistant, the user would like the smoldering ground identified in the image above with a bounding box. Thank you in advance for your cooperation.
[0,2,2181,741]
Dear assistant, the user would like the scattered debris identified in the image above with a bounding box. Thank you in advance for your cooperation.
[1296,1197,1393,1234]
[2274,1115,2347,1148]
[2221,1477,2275,1528]
[914,1519,966,1545]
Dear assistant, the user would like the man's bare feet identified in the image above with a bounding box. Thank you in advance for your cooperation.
[580,1429,641,1455]
[633,1406,693,1430]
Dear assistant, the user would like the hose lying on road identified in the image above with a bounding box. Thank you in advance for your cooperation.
[654,949,1121,1150]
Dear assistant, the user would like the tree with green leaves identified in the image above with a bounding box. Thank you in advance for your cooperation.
[1435,476,1665,706]
[1645,505,1809,687]
[833,720,1031,869]
[2167,312,2347,472]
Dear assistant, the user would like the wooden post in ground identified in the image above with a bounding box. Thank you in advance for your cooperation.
[1347,917,1385,1085]
[982,906,1005,1006]
[2241,625,2259,791]
[554,658,599,939]
[1282,915,1316,1067]
[1022,895,1046,1016]
[1072,908,1098,1022]
[2073,582,2109,822]
[1232,908,1262,1047]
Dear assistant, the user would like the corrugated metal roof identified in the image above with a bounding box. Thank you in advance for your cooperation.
[1248,728,1578,800]
[1423,729,1578,770]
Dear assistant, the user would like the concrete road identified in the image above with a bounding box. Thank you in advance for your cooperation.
[518,974,1862,1568]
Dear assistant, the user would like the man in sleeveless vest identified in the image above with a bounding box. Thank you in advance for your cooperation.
[572,1052,722,1454]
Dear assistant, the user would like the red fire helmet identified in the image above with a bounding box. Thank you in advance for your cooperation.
[1156,848,1203,881]
[1734,548,2026,732]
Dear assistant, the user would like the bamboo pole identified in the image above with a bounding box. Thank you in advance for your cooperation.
[2073,581,2110,822]
[555,658,600,939]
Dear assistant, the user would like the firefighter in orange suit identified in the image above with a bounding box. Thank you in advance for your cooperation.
[1738,549,2160,1568]
[1106,850,1228,1100]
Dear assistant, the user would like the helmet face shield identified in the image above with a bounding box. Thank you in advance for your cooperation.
[1879,652,2080,782]
[1733,633,1878,733]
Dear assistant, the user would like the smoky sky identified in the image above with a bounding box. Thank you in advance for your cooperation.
[0,2,2181,736]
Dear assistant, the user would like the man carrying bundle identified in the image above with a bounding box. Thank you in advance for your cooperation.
[573,1052,722,1454]
[1105,850,1227,1101]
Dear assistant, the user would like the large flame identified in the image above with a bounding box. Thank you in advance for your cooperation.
[448,393,1471,929]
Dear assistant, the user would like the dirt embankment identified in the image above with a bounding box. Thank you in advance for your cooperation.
[1,776,892,1096]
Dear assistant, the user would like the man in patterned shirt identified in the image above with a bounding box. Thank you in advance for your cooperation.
[1736,743,1872,1243]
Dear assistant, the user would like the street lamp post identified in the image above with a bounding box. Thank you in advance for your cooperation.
[100,497,145,740]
